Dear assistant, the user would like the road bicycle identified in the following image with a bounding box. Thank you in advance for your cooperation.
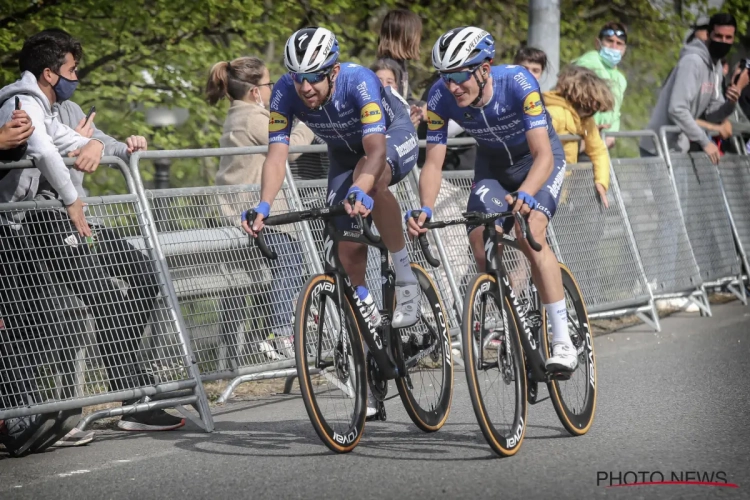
[414,208,597,457]
[248,194,453,453]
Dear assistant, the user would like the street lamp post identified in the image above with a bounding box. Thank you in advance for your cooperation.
[144,106,190,190]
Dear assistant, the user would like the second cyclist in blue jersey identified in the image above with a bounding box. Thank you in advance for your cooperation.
[242,28,423,413]
[406,26,577,371]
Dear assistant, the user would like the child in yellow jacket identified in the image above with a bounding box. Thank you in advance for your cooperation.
[543,65,615,208]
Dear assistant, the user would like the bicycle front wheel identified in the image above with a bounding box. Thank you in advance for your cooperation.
[294,274,367,453]
[462,273,527,457]
[542,263,597,436]
[394,263,454,432]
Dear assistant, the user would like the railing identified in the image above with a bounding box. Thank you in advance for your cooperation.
[2,129,749,422]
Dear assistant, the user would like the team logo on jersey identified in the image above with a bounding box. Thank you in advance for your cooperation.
[426,111,445,131]
[268,112,288,132]
[523,92,543,116]
[463,112,472,119]
[360,102,382,124]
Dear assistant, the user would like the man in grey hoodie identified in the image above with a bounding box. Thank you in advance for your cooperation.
[640,13,749,163]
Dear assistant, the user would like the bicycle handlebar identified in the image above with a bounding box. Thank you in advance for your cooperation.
[410,209,543,268]
[248,193,381,261]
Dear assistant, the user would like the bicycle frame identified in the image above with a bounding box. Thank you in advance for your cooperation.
[416,210,556,383]
[250,201,405,382]
[319,218,404,381]
[481,224,549,384]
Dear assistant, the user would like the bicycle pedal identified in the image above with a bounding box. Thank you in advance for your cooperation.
[549,371,572,381]
[366,401,387,422]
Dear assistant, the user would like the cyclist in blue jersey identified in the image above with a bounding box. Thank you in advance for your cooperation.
[406,26,577,372]
[242,28,423,414]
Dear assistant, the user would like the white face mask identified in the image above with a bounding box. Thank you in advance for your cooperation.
[254,88,264,108]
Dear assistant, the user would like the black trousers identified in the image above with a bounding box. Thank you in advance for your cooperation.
[17,209,160,393]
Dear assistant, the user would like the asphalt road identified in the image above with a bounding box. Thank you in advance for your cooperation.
[2,301,749,500]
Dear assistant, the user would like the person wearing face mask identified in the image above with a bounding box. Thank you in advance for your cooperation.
[207,56,314,361]
[573,22,628,151]
[640,13,750,164]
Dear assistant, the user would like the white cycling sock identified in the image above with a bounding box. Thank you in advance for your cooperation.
[544,300,570,346]
[391,246,416,284]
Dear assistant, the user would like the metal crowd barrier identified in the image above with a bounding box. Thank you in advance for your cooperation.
[5,128,750,422]
[659,126,748,306]
[0,157,213,433]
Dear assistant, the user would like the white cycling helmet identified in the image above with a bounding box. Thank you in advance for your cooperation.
[284,27,340,73]
[431,26,495,71]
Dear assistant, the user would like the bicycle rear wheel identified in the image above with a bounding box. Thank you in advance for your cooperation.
[394,264,454,432]
[294,274,367,453]
[462,273,527,457]
[541,263,597,436]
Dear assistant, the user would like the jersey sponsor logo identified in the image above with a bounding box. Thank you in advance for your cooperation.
[394,134,418,157]
[268,112,288,132]
[362,124,386,135]
[426,134,443,143]
[546,163,566,199]
[356,82,372,102]
[269,134,289,144]
[426,110,445,131]
[360,102,383,124]
[475,184,490,203]
[428,88,442,110]
[270,90,283,110]
[523,91,543,117]
[529,117,547,128]
[514,72,532,92]
[463,112,473,119]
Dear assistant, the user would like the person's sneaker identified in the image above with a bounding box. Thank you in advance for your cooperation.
[276,336,294,359]
[117,409,185,431]
[545,342,578,372]
[51,428,95,447]
[258,339,282,361]
[392,282,421,329]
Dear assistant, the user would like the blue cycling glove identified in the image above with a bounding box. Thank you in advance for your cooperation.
[404,206,433,223]
[515,191,538,210]
[242,201,270,223]
[346,186,374,211]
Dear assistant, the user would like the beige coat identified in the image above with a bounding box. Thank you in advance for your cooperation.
[214,100,315,224]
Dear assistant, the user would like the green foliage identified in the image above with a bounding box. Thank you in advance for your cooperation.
[1,0,743,188]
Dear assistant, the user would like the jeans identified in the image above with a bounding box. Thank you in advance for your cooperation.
[220,229,304,349]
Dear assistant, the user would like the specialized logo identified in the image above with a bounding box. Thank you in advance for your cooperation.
[297,33,308,49]
[426,110,445,131]
[360,102,382,124]
[523,91,543,116]
[268,112,288,132]
[475,184,489,203]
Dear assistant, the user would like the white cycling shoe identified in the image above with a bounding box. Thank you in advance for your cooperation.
[392,282,421,329]
[545,342,578,372]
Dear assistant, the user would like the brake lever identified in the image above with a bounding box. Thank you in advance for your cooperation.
[245,209,277,260]
[411,210,440,267]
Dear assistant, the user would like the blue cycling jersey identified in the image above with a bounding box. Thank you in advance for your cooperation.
[268,63,412,152]
[425,65,564,170]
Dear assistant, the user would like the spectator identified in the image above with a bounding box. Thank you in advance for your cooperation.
[45,99,171,445]
[206,56,311,360]
[370,58,405,98]
[377,9,425,127]
[0,28,179,456]
[695,58,734,155]
[513,46,549,83]
[686,22,709,44]
[639,13,750,163]
[573,22,628,150]
[543,65,615,208]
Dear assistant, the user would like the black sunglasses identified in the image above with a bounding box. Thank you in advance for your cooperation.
[599,28,627,42]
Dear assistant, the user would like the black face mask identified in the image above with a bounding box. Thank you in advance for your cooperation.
[707,40,732,60]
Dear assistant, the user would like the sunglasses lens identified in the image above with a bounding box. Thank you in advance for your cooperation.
[291,72,326,84]
[441,71,471,84]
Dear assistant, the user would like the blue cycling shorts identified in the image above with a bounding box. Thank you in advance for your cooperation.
[466,151,567,234]
[326,126,418,230]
